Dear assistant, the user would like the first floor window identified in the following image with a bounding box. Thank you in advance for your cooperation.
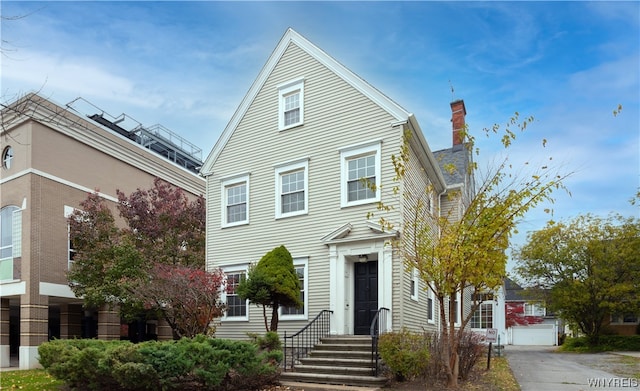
[224,270,247,319]
[611,313,639,324]
[281,259,308,319]
[471,302,494,329]
[410,268,419,301]
[427,288,434,322]
[221,175,249,227]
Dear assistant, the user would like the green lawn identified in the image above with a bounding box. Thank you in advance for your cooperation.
[0,369,64,391]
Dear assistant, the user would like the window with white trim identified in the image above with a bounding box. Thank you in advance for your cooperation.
[611,313,639,324]
[471,302,494,329]
[281,258,308,320]
[0,206,20,281]
[410,268,419,301]
[427,286,435,323]
[450,292,461,326]
[223,268,248,321]
[340,141,381,207]
[275,159,308,218]
[278,78,304,130]
[524,303,545,317]
[221,175,249,227]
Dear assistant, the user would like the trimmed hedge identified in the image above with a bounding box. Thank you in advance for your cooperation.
[559,335,640,352]
[38,335,282,390]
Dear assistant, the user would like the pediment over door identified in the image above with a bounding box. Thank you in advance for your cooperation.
[321,221,398,245]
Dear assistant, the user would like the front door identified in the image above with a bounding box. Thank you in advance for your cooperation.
[354,261,378,335]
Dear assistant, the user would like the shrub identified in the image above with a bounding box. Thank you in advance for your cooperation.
[560,335,640,352]
[417,331,485,382]
[378,329,430,381]
[38,336,282,391]
[246,331,282,351]
[457,331,486,380]
[38,339,125,389]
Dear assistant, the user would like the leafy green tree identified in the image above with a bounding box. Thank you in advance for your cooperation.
[67,192,147,315]
[68,179,220,338]
[237,245,302,332]
[370,114,570,388]
[514,213,640,345]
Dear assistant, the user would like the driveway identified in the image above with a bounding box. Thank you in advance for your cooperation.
[505,345,639,391]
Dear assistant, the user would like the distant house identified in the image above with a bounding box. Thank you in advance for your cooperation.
[604,312,639,336]
[200,28,475,339]
[0,93,205,369]
[504,278,561,345]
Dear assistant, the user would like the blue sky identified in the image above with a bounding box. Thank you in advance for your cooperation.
[2,1,639,269]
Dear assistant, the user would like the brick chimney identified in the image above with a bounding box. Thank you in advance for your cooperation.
[450,99,466,149]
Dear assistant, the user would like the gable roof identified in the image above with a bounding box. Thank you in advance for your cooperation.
[201,28,446,191]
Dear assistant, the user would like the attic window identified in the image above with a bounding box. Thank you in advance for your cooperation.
[278,78,305,130]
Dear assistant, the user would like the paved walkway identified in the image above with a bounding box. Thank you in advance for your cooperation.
[505,345,639,391]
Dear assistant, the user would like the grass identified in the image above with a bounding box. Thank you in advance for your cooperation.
[472,356,521,391]
[383,355,521,391]
[1,361,522,391]
[0,369,64,390]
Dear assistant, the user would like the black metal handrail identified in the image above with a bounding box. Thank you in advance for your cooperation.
[283,310,333,371]
[370,307,390,376]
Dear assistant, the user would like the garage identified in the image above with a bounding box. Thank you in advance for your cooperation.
[509,324,556,345]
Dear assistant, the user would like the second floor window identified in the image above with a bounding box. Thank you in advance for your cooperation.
[0,205,21,281]
[340,141,381,208]
[275,159,309,218]
[221,175,249,227]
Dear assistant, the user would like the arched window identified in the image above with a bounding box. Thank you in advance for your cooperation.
[0,205,21,280]
[2,146,13,169]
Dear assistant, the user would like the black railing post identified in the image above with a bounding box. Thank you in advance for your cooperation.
[370,307,390,377]
[282,310,333,372]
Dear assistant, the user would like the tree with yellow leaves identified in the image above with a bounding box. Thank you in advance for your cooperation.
[370,113,570,388]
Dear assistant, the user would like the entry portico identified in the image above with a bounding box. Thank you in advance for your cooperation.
[323,222,396,335]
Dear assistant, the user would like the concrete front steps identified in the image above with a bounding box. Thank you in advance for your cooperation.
[280,335,387,389]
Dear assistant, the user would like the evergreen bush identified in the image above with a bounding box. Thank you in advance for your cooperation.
[37,335,282,390]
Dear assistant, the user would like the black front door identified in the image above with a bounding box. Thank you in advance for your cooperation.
[354,261,378,335]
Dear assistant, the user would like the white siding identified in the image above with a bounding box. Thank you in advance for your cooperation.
[206,42,403,338]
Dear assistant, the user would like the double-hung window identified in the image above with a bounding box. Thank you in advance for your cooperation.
[221,175,249,227]
[280,258,308,320]
[340,141,381,207]
[223,268,248,321]
[524,303,545,317]
[410,268,419,301]
[427,286,435,323]
[275,159,309,218]
[278,78,305,130]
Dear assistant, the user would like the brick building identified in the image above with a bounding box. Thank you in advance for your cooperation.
[0,93,205,369]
